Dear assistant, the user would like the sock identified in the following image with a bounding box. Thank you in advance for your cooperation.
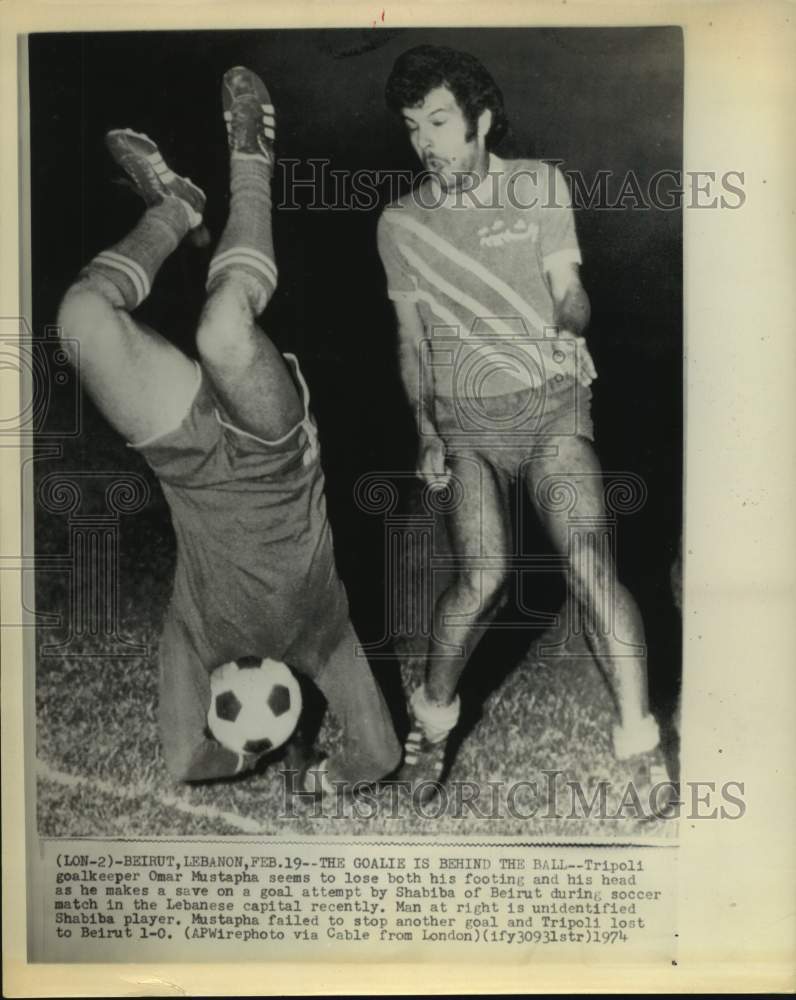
[612,713,660,760]
[206,154,277,313]
[82,197,191,310]
[410,685,460,744]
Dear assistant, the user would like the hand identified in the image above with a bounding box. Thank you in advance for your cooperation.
[554,330,598,388]
[416,434,450,486]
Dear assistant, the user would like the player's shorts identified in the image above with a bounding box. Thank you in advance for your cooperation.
[132,351,347,676]
[129,354,400,783]
[434,373,594,475]
[131,353,319,489]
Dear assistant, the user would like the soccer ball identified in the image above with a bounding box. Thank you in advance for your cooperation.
[207,656,302,756]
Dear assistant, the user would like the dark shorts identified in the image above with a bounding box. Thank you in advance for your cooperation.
[434,374,594,474]
[133,355,400,783]
[135,354,348,674]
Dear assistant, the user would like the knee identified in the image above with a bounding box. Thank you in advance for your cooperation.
[206,261,274,317]
[455,566,507,617]
[56,280,117,363]
[196,280,258,370]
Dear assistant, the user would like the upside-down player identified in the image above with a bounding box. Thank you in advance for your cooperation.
[57,67,400,795]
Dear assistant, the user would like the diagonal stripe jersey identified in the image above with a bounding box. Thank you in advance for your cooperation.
[377,156,582,398]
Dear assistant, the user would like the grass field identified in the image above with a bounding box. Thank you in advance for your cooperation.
[36,642,677,839]
[34,393,679,842]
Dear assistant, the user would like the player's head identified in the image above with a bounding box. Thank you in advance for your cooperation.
[385,45,508,190]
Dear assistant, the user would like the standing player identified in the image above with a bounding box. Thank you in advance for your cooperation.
[377,45,673,810]
[57,67,400,796]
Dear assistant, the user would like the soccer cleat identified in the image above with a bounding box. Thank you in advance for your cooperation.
[105,128,206,232]
[397,724,449,807]
[221,66,276,163]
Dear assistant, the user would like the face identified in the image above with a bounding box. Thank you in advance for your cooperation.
[402,85,491,191]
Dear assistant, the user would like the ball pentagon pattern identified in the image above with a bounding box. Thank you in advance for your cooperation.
[207,657,302,756]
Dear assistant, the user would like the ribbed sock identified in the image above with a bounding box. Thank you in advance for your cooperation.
[206,154,277,313]
[82,197,191,310]
[612,713,660,759]
[410,685,461,744]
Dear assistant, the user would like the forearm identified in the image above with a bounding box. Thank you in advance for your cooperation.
[398,333,436,435]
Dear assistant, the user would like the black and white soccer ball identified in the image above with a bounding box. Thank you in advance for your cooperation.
[207,656,302,756]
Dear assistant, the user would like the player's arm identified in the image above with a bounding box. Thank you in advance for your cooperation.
[545,258,597,387]
[392,297,448,483]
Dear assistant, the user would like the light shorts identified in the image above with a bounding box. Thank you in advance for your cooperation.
[434,373,594,474]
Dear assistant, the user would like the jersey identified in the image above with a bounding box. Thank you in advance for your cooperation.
[377,155,582,398]
[138,355,350,682]
[135,356,396,783]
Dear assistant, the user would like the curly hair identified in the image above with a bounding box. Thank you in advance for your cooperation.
[385,44,508,147]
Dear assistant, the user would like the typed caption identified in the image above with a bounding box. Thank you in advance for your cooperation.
[33,840,677,963]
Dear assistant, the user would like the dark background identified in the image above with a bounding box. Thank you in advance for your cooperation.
[29,27,682,717]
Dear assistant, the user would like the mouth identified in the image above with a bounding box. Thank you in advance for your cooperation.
[424,156,447,171]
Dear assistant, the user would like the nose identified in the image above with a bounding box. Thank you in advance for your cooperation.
[415,127,433,151]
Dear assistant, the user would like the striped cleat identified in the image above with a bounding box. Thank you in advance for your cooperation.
[221,66,275,163]
[397,724,449,807]
[105,129,206,232]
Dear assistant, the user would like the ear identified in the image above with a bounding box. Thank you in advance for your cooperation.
[477,108,493,142]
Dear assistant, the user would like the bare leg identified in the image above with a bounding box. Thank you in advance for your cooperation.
[197,67,302,437]
[398,454,511,789]
[425,455,512,704]
[196,280,302,438]
[525,435,658,755]
[57,216,199,444]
